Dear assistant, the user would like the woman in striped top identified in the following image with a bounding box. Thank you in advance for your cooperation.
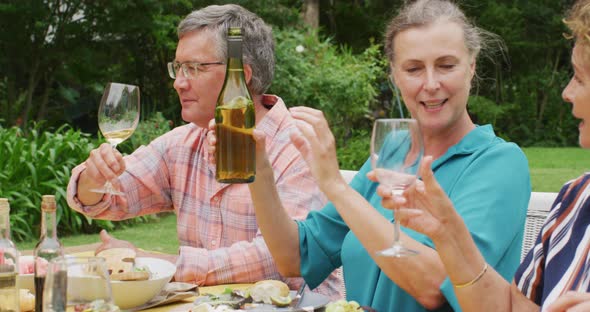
[381,0,590,311]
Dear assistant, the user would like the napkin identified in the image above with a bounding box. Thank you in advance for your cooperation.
[130,282,199,311]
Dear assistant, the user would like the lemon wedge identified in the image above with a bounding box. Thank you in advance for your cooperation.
[270,295,292,307]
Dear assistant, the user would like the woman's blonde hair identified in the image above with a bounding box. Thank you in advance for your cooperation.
[564,0,590,49]
[384,0,490,64]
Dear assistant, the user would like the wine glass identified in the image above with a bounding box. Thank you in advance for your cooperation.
[43,256,119,312]
[90,82,140,195]
[371,118,423,257]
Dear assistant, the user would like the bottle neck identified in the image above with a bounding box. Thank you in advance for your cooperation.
[41,210,58,239]
[227,36,243,59]
[227,36,245,74]
[0,211,10,240]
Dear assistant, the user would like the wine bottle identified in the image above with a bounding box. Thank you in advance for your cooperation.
[215,27,256,184]
[34,195,64,312]
[0,198,19,312]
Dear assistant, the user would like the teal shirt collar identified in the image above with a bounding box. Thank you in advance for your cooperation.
[432,124,496,170]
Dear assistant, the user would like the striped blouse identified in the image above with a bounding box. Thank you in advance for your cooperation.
[514,173,590,308]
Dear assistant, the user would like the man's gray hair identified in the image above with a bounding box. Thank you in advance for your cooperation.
[178,4,275,95]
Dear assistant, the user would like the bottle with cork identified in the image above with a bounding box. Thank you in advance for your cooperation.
[0,198,20,312]
[33,195,64,312]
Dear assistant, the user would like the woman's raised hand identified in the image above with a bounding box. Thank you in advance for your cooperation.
[288,107,346,193]
[378,156,458,240]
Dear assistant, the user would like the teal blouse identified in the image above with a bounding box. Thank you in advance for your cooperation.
[298,125,531,311]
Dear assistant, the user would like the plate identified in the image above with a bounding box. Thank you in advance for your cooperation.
[176,290,330,312]
[284,290,331,312]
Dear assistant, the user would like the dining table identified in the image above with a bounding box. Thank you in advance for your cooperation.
[22,244,257,312]
[22,244,340,312]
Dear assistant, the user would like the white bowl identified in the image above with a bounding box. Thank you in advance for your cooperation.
[110,257,176,310]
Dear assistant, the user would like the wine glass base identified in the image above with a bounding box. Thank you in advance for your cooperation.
[89,188,125,196]
[376,245,419,258]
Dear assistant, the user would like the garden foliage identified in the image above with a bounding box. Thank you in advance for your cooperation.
[0,113,171,242]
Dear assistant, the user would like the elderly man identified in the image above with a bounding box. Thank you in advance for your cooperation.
[66,4,341,298]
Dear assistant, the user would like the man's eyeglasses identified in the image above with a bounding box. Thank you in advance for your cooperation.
[167,61,224,80]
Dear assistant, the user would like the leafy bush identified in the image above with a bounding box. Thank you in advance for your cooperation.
[0,124,99,241]
[118,112,173,154]
[337,129,370,170]
[271,28,387,144]
[0,116,171,242]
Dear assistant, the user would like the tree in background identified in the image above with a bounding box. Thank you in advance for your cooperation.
[303,0,320,28]
[0,0,582,147]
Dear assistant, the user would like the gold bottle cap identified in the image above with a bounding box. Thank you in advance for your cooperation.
[41,195,57,212]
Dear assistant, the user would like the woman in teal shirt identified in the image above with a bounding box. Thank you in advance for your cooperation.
[215,0,531,311]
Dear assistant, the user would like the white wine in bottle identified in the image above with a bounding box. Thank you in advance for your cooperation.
[34,195,64,312]
[0,198,19,312]
[215,27,256,184]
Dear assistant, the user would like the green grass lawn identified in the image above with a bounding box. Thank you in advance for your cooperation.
[17,147,589,253]
[18,213,179,254]
[523,147,589,192]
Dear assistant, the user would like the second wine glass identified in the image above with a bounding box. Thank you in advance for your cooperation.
[43,256,119,312]
[371,118,423,257]
[90,82,140,195]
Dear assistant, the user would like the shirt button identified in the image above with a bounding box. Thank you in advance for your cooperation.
[211,240,217,246]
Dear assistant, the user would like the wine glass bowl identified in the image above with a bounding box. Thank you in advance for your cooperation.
[91,82,140,195]
[371,118,423,257]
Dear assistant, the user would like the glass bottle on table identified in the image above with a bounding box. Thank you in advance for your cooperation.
[34,195,64,312]
[215,27,256,183]
[0,198,19,312]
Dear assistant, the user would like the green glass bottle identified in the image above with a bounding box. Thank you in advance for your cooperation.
[0,198,19,312]
[34,195,64,312]
[215,27,256,183]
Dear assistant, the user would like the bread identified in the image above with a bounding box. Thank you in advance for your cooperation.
[110,270,150,281]
[249,280,290,304]
[96,248,136,275]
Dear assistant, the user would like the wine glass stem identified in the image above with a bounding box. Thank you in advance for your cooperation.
[393,212,402,246]
[104,142,119,192]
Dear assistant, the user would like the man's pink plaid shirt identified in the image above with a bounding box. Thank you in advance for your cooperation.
[67,95,342,298]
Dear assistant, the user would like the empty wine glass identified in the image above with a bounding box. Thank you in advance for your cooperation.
[371,118,423,257]
[43,256,119,312]
[90,82,140,195]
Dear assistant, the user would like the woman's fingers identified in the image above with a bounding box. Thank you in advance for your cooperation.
[547,291,590,312]
[290,107,336,158]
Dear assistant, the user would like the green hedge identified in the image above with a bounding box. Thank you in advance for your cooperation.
[271,28,387,145]
[0,112,172,242]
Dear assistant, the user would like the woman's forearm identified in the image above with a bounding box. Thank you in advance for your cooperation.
[431,217,538,312]
[326,185,448,309]
[249,165,301,277]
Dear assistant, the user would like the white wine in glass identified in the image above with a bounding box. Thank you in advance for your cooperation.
[90,82,140,195]
[371,118,423,257]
